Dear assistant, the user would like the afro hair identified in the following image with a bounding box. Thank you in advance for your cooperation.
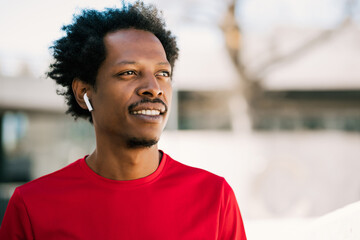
[47,1,179,123]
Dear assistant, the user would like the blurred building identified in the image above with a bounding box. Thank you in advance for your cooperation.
[242,22,360,132]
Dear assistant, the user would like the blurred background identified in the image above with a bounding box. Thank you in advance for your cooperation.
[0,0,359,239]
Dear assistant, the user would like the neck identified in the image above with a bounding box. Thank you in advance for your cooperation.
[86,134,161,181]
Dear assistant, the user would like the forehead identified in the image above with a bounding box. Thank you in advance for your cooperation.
[103,29,168,62]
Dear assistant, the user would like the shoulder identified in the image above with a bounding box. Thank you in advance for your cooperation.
[16,157,84,196]
[163,153,228,188]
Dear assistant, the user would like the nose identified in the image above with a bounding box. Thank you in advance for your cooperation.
[137,75,163,98]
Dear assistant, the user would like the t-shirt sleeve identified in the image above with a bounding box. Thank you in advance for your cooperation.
[218,179,247,240]
[0,188,34,240]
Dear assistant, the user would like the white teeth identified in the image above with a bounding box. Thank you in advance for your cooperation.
[132,110,161,116]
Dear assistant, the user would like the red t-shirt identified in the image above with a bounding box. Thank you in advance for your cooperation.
[0,152,246,239]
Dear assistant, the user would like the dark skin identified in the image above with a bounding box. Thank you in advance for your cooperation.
[72,29,172,180]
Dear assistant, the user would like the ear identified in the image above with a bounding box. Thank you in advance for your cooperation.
[72,78,93,110]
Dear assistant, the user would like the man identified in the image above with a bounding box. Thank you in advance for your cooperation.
[0,1,246,239]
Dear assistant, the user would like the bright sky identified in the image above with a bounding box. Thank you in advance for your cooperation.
[0,0,357,75]
[0,0,127,57]
[240,0,348,32]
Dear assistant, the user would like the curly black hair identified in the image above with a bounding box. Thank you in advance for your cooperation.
[47,1,179,123]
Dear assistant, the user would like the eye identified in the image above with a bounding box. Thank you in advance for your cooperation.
[156,71,171,77]
[120,70,136,76]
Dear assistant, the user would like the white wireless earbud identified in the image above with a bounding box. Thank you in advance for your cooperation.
[83,93,93,112]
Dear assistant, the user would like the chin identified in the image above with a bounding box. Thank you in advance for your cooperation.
[126,137,159,149]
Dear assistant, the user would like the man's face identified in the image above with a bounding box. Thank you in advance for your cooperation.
[90,29,172,148]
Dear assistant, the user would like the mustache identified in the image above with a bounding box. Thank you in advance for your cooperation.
[128,98,168,113]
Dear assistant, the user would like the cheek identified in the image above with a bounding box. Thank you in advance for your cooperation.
[105,82,133,103]
[94,86,131,118]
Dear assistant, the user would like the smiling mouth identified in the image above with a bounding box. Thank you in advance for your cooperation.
[130,109,162,116]
[128,99,167,117]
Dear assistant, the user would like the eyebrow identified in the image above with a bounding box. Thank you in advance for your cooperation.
[115,60,170,66]
[156,62,171,66]
[116,61,138,65]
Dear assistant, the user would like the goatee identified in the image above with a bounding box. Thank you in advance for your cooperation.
[126,137,158,148]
